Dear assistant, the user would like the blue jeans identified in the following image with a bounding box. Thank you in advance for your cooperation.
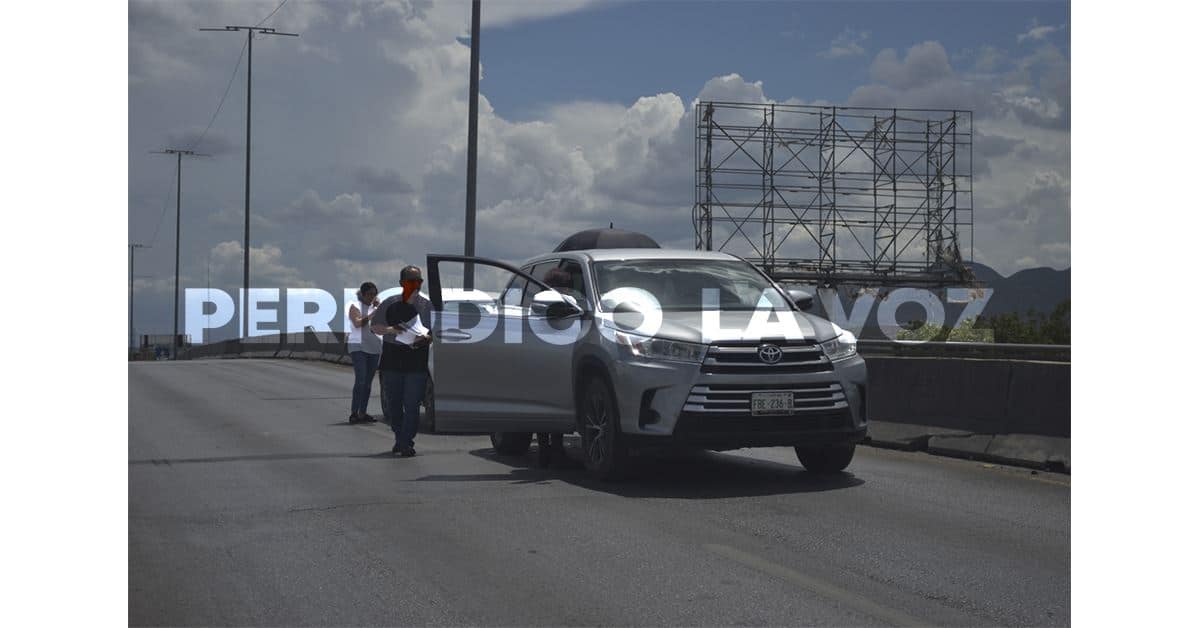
[381,370,427,449]
[350,351,379,415]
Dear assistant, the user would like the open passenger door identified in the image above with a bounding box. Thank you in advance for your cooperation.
[426,254,584,434]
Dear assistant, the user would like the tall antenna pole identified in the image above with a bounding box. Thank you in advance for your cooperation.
[152,149,208,359]
[245,28,252,340]
[199,25,298,339]
[129,243,149,355]
[463,0,481,290]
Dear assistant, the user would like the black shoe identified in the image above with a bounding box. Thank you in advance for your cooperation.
[392,443,404,454]
[360,413,377,423]
[400,446,416,458]
[349,414,362,424]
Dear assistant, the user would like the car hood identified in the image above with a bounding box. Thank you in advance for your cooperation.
[606,308,837,345]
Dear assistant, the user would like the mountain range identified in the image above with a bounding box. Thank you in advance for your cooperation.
[967,262,1071,317]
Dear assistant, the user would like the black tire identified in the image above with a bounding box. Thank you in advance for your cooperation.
[490,432,532,455]
[794,444,856,474]
[579,375,628,480]
[420,377,436,434]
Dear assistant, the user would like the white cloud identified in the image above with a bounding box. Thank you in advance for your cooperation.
[280,190,377,223]
[695,73,769,104]
[210,240,315,288]
[847,40,1070,270]
[349,0,607,31]
[354,167,415,195]
[820,29,870,59]
[1017,20,1064,44]
[869,41,955,89]
[129,2,1069,339]
[132,277,175,297]
[476,0,609,28]
[128,0,336,85]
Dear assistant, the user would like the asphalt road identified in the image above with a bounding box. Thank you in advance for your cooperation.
[130,359,1070,627]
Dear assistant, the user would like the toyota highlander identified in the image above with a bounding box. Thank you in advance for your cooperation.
[424,242,867,479]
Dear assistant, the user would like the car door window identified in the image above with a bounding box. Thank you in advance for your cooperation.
[556,260,589,309]
[522,261,560,309]
[501,272,528,308]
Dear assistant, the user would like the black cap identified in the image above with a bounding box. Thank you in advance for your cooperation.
[400,265,423,282]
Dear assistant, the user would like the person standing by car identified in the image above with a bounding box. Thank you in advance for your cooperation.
[346,282,382,424]
[371,265,432,457]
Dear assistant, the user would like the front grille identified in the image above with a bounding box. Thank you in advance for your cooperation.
[701,340,832,374]
[683,382,847,415]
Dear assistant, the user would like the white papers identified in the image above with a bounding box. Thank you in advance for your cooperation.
[395,314,429,347]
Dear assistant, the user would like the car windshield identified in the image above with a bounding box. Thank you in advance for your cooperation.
[592,259,791,312]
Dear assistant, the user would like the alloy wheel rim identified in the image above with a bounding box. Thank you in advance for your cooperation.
[584,391,608,465]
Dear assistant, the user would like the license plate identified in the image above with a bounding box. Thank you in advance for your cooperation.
[751,391,794,416]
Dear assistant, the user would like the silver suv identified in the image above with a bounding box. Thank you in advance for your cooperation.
[425,248,867,479]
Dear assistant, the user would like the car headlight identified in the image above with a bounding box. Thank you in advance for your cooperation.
[819,324,858,362]
[612,330,707,364]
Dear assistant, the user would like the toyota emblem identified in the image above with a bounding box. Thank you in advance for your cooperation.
[757,343,783,364]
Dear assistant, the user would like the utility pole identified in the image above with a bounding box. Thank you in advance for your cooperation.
[129,243,149,356]
[152,149,207,359]
[464,0,481,290]
[199,25,298,340]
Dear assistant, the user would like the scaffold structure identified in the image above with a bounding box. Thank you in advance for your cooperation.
[693,101,974,286]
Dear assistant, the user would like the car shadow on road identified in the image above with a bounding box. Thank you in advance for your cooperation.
[442,444,864,499]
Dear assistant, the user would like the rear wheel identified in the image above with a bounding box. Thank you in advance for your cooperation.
[490,432,532,455]
[579,375,628,480]
[794,444,856,474]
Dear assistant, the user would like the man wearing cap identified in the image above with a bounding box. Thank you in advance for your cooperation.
[371,265,433,457]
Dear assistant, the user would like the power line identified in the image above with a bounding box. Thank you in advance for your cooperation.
[187,0,288,152]
[133,0,293,353]
[255,0,289,28]
[198,24,299,342]
[188,37,248,153]
[146,163,178,247]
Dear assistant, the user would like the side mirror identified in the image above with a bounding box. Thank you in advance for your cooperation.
[532,290,582,319]
[787,289,814,311]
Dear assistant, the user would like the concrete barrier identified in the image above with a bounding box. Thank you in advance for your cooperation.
[863,354,1069,470]
[864,356,1069,437]
[1003,362,1070,437]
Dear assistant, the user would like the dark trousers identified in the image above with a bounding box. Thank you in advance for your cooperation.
[381,370,427,448]
[350,351,379,415]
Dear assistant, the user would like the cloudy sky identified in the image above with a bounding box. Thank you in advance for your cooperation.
[128,0,1069,340]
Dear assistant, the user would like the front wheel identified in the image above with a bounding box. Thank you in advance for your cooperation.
[579,375,628,480]
[490,432,532,455]
[794,444,856,474]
